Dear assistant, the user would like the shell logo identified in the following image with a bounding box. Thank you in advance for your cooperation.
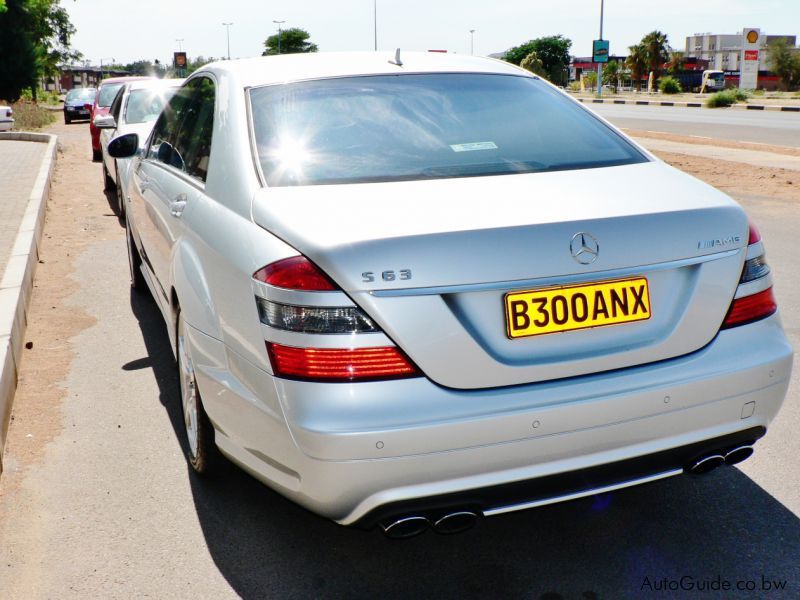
[746,30,759,44]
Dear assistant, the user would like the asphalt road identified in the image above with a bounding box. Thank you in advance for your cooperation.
[592,103,800,147]
[0,120,797,600]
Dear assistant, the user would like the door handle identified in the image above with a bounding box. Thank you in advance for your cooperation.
[170,193,188,217]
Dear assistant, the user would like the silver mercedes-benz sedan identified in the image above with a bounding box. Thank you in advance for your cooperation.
[109,51,793,538]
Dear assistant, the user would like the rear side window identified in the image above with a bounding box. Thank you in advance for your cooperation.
[249,73,647,186]
[147,77,215,183]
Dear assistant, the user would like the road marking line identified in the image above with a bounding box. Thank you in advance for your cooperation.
[690,135,713,139]
[646,131,667,135]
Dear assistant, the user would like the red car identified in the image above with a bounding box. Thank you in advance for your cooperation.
[90,76,152,160]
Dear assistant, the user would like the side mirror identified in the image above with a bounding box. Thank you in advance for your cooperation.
[94,115,116,129]
[108,133,139,158]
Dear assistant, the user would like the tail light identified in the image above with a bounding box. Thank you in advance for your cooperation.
[266,343,420,382]
[721,222,777,329]
[254,256,421,382]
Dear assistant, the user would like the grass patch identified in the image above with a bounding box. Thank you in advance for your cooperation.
[9,102,56,130]
[706,89,749,108]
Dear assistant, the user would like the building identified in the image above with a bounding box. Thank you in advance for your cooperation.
[684,31,796,72]
[42,65,131,93]
[569,55,626,82]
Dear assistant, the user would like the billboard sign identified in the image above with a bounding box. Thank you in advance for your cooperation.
[593,39,609,63]
[173,52,187,69]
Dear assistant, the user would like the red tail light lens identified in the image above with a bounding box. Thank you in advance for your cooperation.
[266,343,421,382]
[254,256,337,291]
[722,288,777,329]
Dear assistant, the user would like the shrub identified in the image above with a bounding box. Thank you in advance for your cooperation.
[658,76,682,94]
[567,80,581,92]
[10,102,56,130]
[706,89,749,108]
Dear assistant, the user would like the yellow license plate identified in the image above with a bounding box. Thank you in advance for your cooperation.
[505,277,651,339]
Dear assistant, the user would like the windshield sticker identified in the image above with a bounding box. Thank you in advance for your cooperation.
[450,141,499,153]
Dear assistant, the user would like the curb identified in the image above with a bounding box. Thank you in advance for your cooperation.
[0,131,57,474]
[575,98,800,111]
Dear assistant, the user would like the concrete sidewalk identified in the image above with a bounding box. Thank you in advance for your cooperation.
[0,132,57,473]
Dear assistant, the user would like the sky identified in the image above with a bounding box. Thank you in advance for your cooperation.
[61,0,800,66]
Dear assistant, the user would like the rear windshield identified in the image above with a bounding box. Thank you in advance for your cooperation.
[66,88,96,102]
[125,87,178,124]
[249,73,647,186]
[98,82,124,107]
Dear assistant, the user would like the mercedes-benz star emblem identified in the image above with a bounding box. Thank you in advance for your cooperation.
[570,232,599,264]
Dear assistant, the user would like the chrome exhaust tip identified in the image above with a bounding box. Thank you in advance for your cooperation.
[433,511,479,535]
[688,454,726,474]
[381,516,430,539]
[724,444,754,466]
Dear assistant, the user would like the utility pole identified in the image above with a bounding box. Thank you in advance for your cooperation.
[99,57,114,81]
[273,20,285,54]
[222,22,233,60]
[374,0,377,51]
[470,29,475,55]
[597,0,604,98]
[175,38,184,51]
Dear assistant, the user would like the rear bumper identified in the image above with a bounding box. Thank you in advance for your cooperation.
[190,313,792,524]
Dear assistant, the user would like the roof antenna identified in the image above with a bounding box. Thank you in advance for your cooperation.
[389,48,403,67]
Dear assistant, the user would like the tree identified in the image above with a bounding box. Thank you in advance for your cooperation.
[626,43,648,91]
[262,28,317,55]
[602,60,620,92]
[0,0,37,101]
[0,0,80,101]
[505,35,571,85]
[641,30,670,85]
[520,51,546,77]
[767,38,800,91]
[667,50,685,76]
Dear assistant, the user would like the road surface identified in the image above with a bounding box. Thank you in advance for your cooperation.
[592,103,800,148]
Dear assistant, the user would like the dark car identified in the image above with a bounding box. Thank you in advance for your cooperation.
[63,88,97,124]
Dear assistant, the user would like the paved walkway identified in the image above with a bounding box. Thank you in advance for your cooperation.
[632,136,800,171]
[0,141,48,273]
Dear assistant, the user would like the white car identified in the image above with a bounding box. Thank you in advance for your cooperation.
[96,78,183,216]
[0,106,13,131]
[109,52,793,538]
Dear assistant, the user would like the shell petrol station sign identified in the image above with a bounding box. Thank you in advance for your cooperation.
[740,28,760,89]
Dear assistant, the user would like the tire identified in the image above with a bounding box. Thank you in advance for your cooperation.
[115,166,125,219]
[177,313,222,475]
[92,149,102,162]
[64,115,71,124]
[125,213,146,291]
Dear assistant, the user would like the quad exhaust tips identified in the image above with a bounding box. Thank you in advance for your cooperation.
[381,511,479,539]
[688,444,755,474]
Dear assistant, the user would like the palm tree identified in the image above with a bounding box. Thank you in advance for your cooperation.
[602,60,620,92]
[626,44,648,91]
[642,31,670,84]
[667,50,685,76]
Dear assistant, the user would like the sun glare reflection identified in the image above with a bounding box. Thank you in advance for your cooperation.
[269,135,314,182]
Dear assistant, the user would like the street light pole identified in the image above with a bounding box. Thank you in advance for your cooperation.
[273,20,285,54]
[222,22,233,60]
[597,0,604,98]
[470,29,475,55]
[175,38,184,52]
